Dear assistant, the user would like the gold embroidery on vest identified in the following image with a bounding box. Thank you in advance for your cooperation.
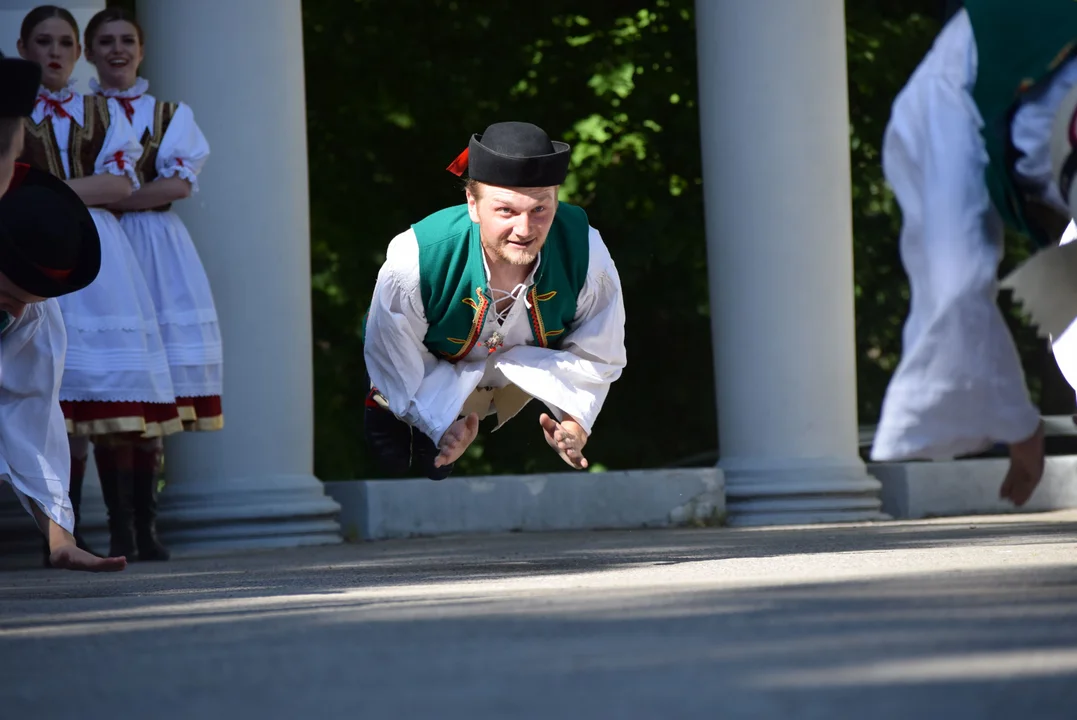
[526,288,563,347]
[69,96,110,179]
[1049,41,1077,72]
[444,287,490,361]
[21,116,65,178]
[136,100,177,185]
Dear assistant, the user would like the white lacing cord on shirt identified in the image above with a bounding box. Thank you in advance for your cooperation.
[487,283,530,325]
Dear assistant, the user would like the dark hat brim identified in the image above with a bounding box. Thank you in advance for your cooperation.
[0,58,42,117]
[467,133,571,187]
[0,165,101,298]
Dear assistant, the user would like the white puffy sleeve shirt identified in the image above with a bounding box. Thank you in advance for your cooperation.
[156,101,210,191]
[364,225,627,445]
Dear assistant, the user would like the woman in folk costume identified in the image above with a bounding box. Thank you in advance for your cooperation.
[0,51,125,572]
[16,5,180,563]
[82,8,224,560]
[86,9,222,431]
[869,0,1077,507]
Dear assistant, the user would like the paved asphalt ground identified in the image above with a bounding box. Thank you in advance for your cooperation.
[3,511,1077,719]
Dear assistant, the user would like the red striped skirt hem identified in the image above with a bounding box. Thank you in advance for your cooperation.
[176,395,224,432]
[61,400,184,438]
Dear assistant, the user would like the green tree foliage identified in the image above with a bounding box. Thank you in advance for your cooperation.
[304,0,711,478]
[302,0,1046,479]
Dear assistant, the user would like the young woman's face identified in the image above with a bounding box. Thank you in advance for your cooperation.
[86,20,143,91]
[18,17,81,92]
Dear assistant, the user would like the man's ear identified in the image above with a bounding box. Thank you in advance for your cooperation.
[466,188,480,223]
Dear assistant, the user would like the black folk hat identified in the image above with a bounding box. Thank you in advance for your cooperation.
[447,121,571,187]
[0,164,101,298]
[0,52,41,118]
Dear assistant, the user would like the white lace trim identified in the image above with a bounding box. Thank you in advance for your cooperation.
[155,308,220,326]
[101,162,141,191]
[34,82,82,123]
[62,316,159,332]
[89,76,149,98]
[158,164,200,194]
[58,390,176,403]
[36,82,76,101]
[171,390,222,399]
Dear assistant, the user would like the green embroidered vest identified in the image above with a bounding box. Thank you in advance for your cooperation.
[412,203,590,362]
[966,0,1077,246]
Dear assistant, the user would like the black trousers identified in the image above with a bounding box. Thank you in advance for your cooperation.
[364,385,454,481]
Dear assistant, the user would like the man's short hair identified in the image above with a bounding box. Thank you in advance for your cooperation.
[0,118,21,157]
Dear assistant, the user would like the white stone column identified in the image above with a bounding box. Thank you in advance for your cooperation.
[135,0,340,552]
[694,0,887,526]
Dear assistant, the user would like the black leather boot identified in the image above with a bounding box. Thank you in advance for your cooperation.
[95,444,137,560]
[133,441,169,561]
[68,453,96,554]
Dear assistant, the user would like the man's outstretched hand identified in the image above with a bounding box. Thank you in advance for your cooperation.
[434,412,480,468]
[540,413,589,470]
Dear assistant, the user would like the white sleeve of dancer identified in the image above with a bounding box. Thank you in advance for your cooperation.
[156,102,210,193]
[0,300,74,532]
[96,99,144,190]
[495,226,627,437]
[364,230,485,446]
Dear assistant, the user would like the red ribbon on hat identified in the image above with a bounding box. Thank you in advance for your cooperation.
[32,261,74,281]
[446,147,469,176]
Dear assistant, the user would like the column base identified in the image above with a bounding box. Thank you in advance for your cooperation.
[0,471,342,562]
[722,456,890,527]
[325,468,725,541]
[156,474,342,555]
[870,455,1077,519]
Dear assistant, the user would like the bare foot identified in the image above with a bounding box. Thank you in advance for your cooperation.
[999,421,1046,507]
[434,413,479,468]
[49,545,127,573]
[539,413,590,470]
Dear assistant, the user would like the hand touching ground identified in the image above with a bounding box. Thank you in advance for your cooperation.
[539,413,589,470]
[38,510,127,572]
[49,545,127,572]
